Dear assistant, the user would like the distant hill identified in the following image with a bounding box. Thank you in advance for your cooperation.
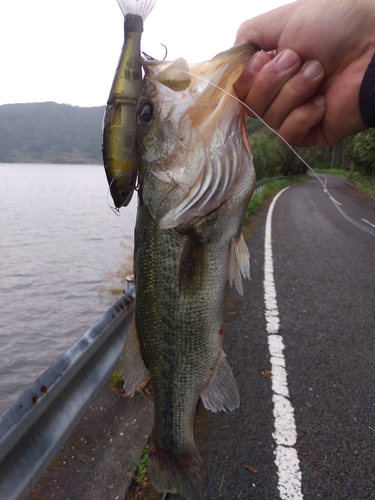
[0,102,105,164]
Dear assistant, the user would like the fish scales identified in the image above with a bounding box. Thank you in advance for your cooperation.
[119,43,258,499]
[135,201,230,425]
[135,196,239,498]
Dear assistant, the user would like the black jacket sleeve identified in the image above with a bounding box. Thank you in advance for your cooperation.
[359,52,375,127]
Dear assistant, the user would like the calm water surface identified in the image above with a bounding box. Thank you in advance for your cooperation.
[0,163,137,415]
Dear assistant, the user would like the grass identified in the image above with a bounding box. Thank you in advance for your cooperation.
[313,168,375,197]
[125,444,161,500]
[109,365,124,390]
[246,169,375,222]
[135,445,149,484]
[245,176,306,220]
[110,364,151,397]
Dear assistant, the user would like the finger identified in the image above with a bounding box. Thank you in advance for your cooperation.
[239,49,301,118]
[235,3,297,49]
[234,51,272,102]
[278,96,327,147]
[264,60,325,129]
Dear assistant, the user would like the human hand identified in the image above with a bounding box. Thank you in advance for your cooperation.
[234,0,375,147]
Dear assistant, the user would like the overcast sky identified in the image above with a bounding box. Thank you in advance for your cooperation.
[0,0,293,107]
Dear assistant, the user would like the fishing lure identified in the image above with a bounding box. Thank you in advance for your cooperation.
[102,0,156,208]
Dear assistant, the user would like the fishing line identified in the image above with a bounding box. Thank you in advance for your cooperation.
[180,69,375,238]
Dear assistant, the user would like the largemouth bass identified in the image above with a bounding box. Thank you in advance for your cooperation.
[102,0,156,208]
[120,43,258,499]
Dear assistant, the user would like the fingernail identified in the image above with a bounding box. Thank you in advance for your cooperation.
[247,51,267,75]
[275,49,300,72]
[303,60,324,79]
[313,95,326,107]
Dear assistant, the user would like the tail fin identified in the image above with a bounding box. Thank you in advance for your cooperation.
[116,0,157,19]
[148,439,208,500]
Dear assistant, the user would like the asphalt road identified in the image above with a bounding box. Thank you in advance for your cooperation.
[31,175,374,500]
[194,175,375,500]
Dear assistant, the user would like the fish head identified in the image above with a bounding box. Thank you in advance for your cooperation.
[137,44,258,229]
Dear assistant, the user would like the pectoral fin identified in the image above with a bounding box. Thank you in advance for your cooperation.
[119,315,148,396]
[229,233,250,295]
[178,237,208,296]
[200,350,239,412]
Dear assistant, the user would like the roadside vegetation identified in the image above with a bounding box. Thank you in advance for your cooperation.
[245,177,306,220]
[247,118,375,205]
[134,445,149,485]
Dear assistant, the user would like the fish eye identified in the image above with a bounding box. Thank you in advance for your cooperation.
[138,101,153,123]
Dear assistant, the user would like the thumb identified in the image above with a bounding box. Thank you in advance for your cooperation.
[234,3,295,50]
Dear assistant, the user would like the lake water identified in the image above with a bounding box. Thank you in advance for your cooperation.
[0,163,137,415]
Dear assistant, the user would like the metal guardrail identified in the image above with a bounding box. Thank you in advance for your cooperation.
[0,288,135,500]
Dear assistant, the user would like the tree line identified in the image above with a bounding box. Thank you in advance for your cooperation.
[0,102,105,164]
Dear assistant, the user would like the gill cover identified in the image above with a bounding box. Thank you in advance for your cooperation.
[138,44,259,228]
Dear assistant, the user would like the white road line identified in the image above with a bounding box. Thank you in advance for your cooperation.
[361,218,375,229]
[328,195,342,206]
[264,187,303,499]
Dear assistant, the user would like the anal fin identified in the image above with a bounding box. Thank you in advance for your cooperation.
[119,315,148,396]
[201,350,239,413]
